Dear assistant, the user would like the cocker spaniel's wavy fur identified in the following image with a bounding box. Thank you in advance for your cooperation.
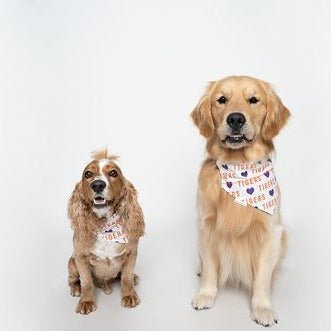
[67,150,144,314]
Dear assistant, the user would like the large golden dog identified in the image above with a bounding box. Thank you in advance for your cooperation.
[191,76,290,327]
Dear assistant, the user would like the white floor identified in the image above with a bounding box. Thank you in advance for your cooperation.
[1,215,330,331]
[1,1,331,330]
[1,203,329,331]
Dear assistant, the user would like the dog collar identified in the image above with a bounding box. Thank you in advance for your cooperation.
[216,159,278,215]
[96,212,128,244]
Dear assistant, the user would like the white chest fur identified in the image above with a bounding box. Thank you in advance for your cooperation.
[92,209,127,260]
[93,237,124,260]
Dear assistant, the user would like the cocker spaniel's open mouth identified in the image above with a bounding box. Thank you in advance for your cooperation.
[93,196,114,208]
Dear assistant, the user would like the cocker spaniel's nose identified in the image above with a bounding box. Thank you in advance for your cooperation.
[227,112,246,130]
[90,180,106,193]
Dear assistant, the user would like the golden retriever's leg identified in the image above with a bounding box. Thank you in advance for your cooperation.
[68,256,81,297]
[74,256,96,315]
[121,247,140,308]
[251,225,283,327]
[191,240,218,310]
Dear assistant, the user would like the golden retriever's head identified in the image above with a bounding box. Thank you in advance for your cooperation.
[191,76,290,157]
[80,149,125,211]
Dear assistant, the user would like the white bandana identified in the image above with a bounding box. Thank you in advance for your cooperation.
[96,212,128,244]
[216,159,278,215]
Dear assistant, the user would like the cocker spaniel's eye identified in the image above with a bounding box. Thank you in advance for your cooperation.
[217,96,227,104]
[84,170,93,179]
[109,170,118,178]
[248,96,259,104]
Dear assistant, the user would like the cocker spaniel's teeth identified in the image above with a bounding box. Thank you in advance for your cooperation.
[94,198,106,205]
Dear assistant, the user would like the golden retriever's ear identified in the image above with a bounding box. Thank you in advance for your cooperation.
[262,83,291,141]
[191,86,215,138]
[121,180,145,241]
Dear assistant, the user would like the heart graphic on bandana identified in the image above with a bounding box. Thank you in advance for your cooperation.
[241,171,248,177]
[264,171,270,178]
[226,181,232,188]
[222,164,228,170]
[246,187,254,195]
[269,189,274,196]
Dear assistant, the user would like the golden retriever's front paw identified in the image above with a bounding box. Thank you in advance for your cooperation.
[70,283,81,297]
[191,294,215,310]
[121,293,140,308]
[76,300,97,315]
[251,307,278,327]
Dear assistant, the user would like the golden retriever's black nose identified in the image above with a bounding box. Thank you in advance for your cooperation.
[227,112,246,130]
[90,180,106,193]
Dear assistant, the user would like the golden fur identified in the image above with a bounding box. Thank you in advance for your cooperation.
[67,149,144,314]
[191,76,290,327]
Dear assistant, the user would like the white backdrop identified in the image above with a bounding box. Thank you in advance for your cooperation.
[0,1,330,330]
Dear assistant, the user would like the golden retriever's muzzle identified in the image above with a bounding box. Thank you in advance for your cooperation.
[220,112,254,147]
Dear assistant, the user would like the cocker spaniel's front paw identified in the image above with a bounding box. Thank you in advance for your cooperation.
[121,292,140,308]
[76,300,97,315]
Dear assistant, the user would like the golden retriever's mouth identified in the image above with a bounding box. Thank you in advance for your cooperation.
[93,196,114,209]
[222,134,252,144]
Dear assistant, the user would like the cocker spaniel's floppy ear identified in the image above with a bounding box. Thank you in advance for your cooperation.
[68,181,91,232]
[191,82,217,138]
[120,180,145,241]
[261,82,291,141]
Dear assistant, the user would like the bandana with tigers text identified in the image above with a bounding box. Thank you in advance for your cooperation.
[216,159,278,215]
[96,212,128,244]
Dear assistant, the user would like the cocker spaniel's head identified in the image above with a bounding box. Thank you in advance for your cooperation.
[69,149,145,239]
[80,150,125,213]
[191,76,290,158]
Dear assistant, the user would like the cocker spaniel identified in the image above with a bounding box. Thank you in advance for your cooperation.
[67,149,144,314]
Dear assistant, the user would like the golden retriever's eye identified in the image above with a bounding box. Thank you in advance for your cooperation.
[84,170,93,179]
[217,96,227,104]
[248,96,259,104]
[109,170,118,178]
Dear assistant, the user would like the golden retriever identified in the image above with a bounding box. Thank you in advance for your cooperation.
[67,149,144,314]
[191,76,290,327]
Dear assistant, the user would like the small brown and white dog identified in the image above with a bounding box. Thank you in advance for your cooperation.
[67,150,144,314]
[191,76,290,327]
